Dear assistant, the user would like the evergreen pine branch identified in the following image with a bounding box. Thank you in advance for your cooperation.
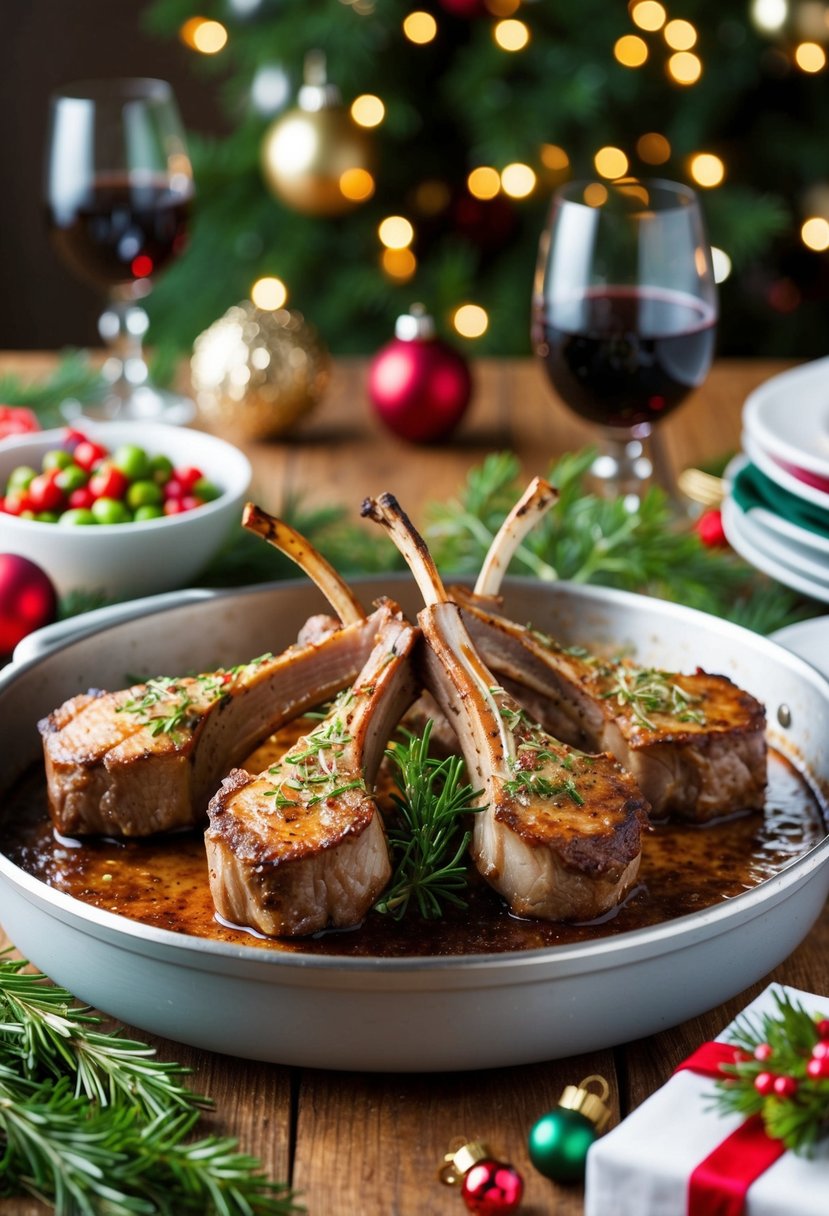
[0,957,206,1120]
[712,990,829,1156]
[374,721,484,920]
[0,352,105,426]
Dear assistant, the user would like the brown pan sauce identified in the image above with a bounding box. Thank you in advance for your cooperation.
[2,723,825,958]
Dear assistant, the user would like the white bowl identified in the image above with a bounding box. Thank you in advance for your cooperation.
[0,422,251,598]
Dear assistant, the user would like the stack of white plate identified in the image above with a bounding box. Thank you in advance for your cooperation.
[722,356,829,604]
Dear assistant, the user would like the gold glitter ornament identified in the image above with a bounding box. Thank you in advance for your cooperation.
[190,302,330,441]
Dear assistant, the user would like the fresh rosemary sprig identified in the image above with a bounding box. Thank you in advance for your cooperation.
[374,722,484,920]
[0,957,300,1214]
[713,989,829,1156]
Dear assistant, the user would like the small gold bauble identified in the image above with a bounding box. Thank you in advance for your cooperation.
[190,302,330,442]
[260,49,374,217]
[261,104,374,216]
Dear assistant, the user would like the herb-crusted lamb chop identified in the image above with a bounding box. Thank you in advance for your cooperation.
[39,511,381,838]
[361,492,648,923]
[205,604,420,936]
[454,477,768,822]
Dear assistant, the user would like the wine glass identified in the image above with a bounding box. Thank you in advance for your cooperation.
[531,178,718,506]
[45,78,195,423]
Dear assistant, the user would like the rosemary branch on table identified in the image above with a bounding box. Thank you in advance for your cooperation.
[0,956,300,1215]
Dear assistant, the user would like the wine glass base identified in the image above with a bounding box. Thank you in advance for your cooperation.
[589,435,654,511]
[61,385,196,427]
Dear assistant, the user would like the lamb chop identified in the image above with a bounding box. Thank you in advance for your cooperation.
[205,603,420,936]
[454,477,768,822]
[361,492,648,923]
[39,511,382,838]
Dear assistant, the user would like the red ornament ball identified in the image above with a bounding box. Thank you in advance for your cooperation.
[753,1043,773,1061]
[773,1075,798,1098]
[811,1040,829,1060]
[368,306,472,444]
[807,1057,829,1080]
[0,554,58,655]
[461,1158,524,1215]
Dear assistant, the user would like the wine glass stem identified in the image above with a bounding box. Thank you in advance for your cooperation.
[98,299,151,410]
[592,428,654,505]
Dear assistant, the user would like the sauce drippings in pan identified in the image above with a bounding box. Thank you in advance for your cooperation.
[2,715,824,958]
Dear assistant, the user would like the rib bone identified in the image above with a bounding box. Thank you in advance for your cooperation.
[361,492,647,923]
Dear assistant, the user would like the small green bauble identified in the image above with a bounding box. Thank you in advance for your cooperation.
[528,1108,597,1182]
[527,1075,612,1184]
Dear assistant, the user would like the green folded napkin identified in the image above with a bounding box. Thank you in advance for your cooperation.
[731,461,829,539]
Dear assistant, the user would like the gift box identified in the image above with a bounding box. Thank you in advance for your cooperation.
[585,984,829,1216]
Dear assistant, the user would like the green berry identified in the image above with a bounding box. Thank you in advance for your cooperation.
[148,454,174,485]
[59,508,97,526]
[35,510,61,523]
[7,465,37,491]
[54,463,88,493]
[112,443,151,482]
[193,477,222,502]
[126,480,163,509]
[42,449,74,471]
[91,497,132,525]
[133,504,164,521]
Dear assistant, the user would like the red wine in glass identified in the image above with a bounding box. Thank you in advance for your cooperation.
[534,287,717,429]
[532,179,718,503]
[45,78,196,422]
[47,174,192,293]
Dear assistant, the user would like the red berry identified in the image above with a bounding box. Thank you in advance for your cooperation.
[173,465,202,490]
[815,1019,829,1039]
[807,1057,829,1079]
[773,1075,798,1098]
[163,478,186,501]
[0,405,40,440]
[754,1043,773,1061]
[163,499,185,516]
[68,487,95,510]
[179,495,203,512]
[754,1072,776,1095]
[811,1041,829,1060]
[89,464,129,501]
[696,508,727,548]
[73,439,108,471]
[27,470,65,513]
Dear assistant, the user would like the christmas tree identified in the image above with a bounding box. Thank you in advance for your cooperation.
[144,0,829,360]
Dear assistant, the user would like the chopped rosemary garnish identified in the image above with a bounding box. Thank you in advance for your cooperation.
[374,721,484,921]
[0,955,299,1214]
[503,771,585,806]
[599,665,707,731]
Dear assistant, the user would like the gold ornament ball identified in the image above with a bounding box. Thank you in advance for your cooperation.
[261,104,374,216]
[191,302,330,442]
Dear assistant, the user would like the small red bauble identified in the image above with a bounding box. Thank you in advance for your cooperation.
[807,1057,829,1079]
[461,1159,524,1215]
[815,1019,829,1039]
[811,1040,829,1060]
[754,1071,776,1095]
[753,1043,773,1061]
[773,1075,798,1098]
[368,305,472,444]
[437,0,488,16]
[0,554,58,656]
[695,508,727,547]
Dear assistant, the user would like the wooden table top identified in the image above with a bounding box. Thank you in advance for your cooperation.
[1,353,827,1216]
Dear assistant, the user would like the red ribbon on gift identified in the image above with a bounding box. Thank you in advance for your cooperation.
[674,1041,787,1216]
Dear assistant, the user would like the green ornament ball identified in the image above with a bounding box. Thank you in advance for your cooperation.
[528,1107,597,1183]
